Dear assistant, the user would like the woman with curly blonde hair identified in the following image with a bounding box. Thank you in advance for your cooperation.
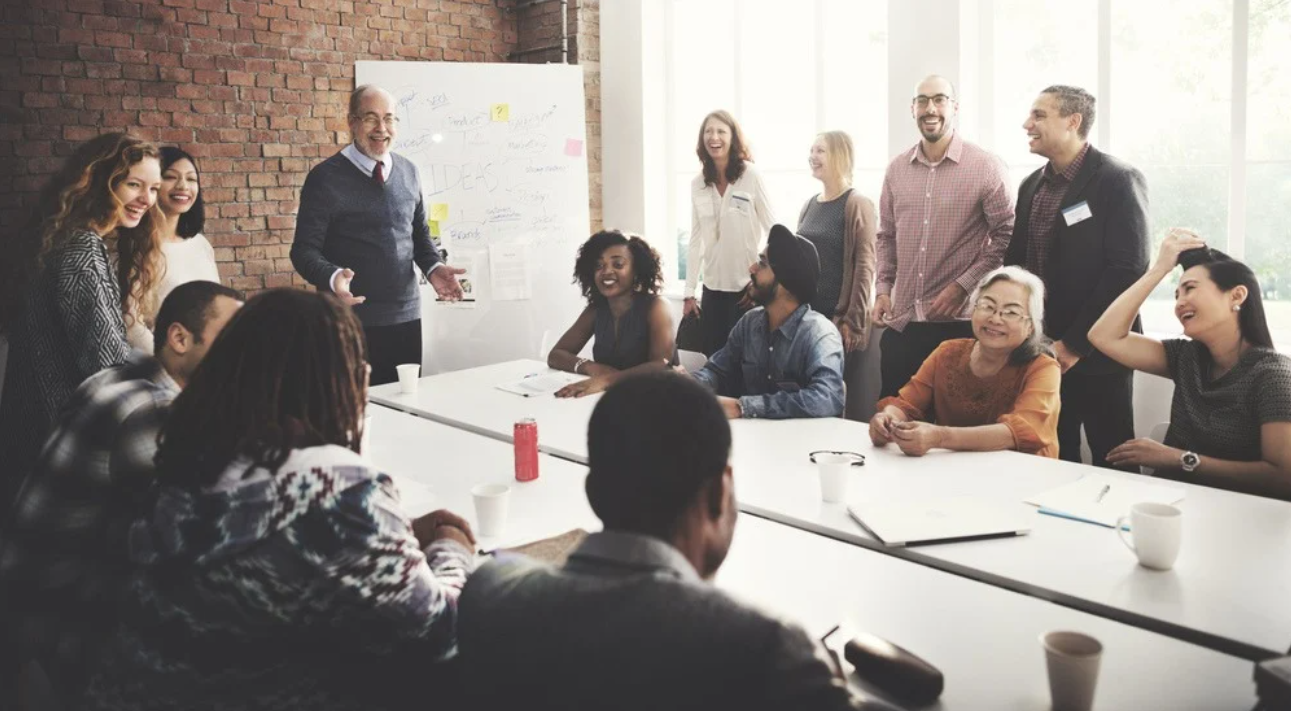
[0,132,163,514]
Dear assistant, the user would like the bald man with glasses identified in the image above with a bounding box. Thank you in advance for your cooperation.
[873,74,1016,399]
[292,84,466,385]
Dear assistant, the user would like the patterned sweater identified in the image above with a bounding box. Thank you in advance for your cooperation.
[83,445,475,711]
[0,229,130,518]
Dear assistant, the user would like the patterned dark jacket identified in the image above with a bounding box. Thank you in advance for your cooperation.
[1,229,130,518]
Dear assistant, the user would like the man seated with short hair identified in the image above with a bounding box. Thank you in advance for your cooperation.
[0,280,243,704]
[456,371,869,710]
[692,224,845,419]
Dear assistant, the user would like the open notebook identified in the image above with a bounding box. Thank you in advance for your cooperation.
[1025,474,1186,528]
[496,371,585,397]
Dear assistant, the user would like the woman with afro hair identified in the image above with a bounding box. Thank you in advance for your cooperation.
[547,230,675,398]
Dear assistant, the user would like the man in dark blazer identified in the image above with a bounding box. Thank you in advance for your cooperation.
[455,372,877,710]
[1006,85,1150,469]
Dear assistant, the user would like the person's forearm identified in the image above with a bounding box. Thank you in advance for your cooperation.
[883,405,909,422]
[1088,262,1168,349]
[938,423,1017,453]
[548,350,584,373]
[1187,457,1291,500]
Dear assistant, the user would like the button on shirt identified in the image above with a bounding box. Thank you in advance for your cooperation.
[1025,142,1090,278]
[692,304,844,419]
[876,132,1015,331]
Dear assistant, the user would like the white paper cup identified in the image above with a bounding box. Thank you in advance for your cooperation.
[814,453,853,504]
[1042,631,1103,711]
[396,363,421,394]
[472,483,511,538]
[1116,502,1182,570]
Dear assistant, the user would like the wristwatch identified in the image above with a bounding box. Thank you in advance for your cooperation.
[1180,451,1201,472]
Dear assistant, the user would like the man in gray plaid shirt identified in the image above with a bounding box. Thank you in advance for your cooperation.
[0,280,242,706]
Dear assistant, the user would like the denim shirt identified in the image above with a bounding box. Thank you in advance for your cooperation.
[693,304,844,419]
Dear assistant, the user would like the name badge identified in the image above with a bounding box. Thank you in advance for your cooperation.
[1062,200,1093,227]
[730,191,753,216]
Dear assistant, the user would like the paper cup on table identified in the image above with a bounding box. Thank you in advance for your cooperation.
[472,483,511,538]
[1116,502,1182,571]
[813,453,854,504]
[396,363,421,394]
[1042,631,1103,711]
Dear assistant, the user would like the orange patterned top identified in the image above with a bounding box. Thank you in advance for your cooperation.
[877,338,1061,458]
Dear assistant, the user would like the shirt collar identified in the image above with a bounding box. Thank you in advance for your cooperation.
[766,303,812,340]
[567,530,701,582]
[1042,142,1090,184]
[909,130,963,166]
[341,143,392,177]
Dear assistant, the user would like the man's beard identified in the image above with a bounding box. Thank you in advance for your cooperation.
[749,278,777,306]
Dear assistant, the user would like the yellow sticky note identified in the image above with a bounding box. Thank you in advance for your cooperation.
[428,220,440,237]
[430,203,449,221]
[491,103,510,122]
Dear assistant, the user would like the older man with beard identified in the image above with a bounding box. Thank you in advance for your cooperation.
[690,224,844,419]
[291,84,466,385]
[872,74,1016,399]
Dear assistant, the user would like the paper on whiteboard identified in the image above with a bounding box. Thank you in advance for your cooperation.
[438,252,479,309]
[490,244,532,301]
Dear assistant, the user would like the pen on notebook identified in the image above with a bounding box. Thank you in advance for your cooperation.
[1096,484,1110,503]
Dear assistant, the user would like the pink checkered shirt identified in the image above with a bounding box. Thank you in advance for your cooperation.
[1025,142,1090,278]
[876,132,1015,332]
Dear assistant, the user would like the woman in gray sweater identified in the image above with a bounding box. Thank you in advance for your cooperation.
[0,133,164,519]
[797,131,877,420]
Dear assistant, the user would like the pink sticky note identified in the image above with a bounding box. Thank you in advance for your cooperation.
[564,138,584,157]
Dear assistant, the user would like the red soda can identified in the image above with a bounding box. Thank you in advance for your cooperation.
[514,418,539,482]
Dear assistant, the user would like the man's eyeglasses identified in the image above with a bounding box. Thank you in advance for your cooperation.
[354,114,400,129]
[973,300,1030,323]
[914,94,952,109]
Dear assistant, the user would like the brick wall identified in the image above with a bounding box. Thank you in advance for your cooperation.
[510,0,600,231]
[1,0,603,293]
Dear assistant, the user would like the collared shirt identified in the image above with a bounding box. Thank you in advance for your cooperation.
[685,163,777,298]
[876,131,1016,331]
[692,303,844,419]
[567,530,702,581]
[1,354,179,693]
[1026,142,1091,277]
[340,142,392,179]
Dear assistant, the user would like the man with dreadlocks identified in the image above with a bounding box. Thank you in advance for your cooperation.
[82,289,477,711]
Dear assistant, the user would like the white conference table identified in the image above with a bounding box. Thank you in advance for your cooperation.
[372,359,1291,660]
[365,403,1258,710]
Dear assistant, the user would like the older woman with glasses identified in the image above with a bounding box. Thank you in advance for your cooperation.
[870,266,1062,458]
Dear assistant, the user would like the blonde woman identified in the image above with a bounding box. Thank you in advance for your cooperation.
[684,110,776,356]
[798,131,877,419]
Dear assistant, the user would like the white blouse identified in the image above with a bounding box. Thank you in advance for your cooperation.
[127,233,222,354]
[685,162,776,298]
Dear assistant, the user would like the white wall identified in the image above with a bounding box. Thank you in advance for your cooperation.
[599,2,1173,443]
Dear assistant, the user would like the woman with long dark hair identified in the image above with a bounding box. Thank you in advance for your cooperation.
[0,132,163,510]
[547,230,674,398]
[683,110,776,355]
[1090,229,1291,500]
[83,289,477,710]
[126,146,221,353]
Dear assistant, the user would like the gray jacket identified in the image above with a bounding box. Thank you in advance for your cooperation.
[457,530,867,711]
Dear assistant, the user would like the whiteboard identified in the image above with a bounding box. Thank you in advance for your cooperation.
[355,61,591,375]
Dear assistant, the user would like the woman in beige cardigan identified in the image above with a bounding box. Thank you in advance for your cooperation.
[797,131,877,420]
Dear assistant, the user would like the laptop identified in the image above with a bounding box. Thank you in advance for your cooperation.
[847,497,1034,547]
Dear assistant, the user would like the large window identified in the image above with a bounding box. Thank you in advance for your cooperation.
[661,0,888,287]
[983,0,1290,342]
